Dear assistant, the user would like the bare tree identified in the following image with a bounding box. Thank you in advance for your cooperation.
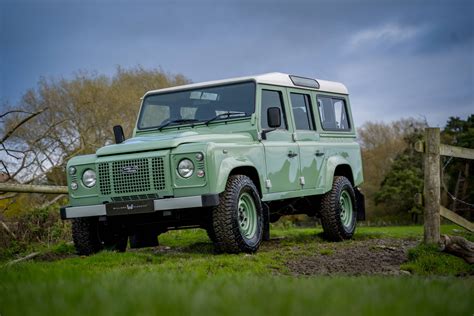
[1,66,189,185]
[1,66,189,215]
[0,107,49,182]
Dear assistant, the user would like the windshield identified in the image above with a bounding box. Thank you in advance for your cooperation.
[137,81,255,130]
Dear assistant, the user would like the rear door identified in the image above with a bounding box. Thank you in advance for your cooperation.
[287,89,323,190]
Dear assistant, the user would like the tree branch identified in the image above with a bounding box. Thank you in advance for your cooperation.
[0,110,38,119]
[0,108,48,144]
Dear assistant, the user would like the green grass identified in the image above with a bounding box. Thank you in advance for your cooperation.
[1,266,472,316]
[319,248,334,256]
[1,225,473,316]
[401,243,474,276]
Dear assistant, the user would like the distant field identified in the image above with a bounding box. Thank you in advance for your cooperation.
[0,225,473,316]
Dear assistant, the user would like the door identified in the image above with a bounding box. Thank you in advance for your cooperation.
[287,89,324,190]
[259,86,300,193]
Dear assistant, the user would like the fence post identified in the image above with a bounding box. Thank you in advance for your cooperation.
[424,127,441,244]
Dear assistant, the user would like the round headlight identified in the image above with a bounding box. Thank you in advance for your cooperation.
[82,169,97,188]
[68,166,76,175]
[177,159,194,178]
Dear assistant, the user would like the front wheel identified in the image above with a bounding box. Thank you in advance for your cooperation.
[319,176,357,241]
[211,175,263,253]
[72,218,127,255]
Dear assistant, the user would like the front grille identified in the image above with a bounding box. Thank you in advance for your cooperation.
[97,157,166,196]
[112,159,150,194]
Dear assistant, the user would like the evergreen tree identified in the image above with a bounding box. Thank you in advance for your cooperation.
[374,147,424,222]
[441,115,474,218]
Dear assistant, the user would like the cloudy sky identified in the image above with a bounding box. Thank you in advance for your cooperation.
[1,0,473,127]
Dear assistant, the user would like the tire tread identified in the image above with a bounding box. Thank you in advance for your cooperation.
[212,175,262,253]
[320,176,356,241]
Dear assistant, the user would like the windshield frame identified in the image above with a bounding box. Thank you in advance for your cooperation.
[136,80,256,131]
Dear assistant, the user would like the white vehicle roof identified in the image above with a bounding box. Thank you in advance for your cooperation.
[144,72,348,96]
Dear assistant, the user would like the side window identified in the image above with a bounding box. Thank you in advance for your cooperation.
[261,90,287,129]
[317,96,351,131]
[290,93,314,130]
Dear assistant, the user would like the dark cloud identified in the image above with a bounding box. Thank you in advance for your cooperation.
[1,0,472,126]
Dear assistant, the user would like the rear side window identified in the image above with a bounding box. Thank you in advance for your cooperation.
[317,96,351,131]
[290,93,314,130]
[261,90,287,129]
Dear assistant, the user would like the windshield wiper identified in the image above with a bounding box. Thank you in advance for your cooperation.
[157,119,199,131]
[204,111,248,126]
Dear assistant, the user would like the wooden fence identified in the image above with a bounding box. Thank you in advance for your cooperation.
[0,183,67,194]
[416,127,474,244]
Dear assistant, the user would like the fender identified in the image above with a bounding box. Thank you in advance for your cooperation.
[211,156,261,195]
[322,155,354,193]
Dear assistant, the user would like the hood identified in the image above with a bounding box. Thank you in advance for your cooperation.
[96,131,253,156]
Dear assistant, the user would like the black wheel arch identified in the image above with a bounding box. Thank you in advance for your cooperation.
[334,164,354,186]
[229,166,262,197]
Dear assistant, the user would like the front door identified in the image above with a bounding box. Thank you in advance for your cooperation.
[259,86,300,193]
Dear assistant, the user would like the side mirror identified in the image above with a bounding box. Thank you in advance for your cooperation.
[267,107,281,128]
[113,125,125,144]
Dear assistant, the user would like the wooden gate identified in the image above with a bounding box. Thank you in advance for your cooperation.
[416,127,474,244]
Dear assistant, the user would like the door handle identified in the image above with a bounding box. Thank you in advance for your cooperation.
[288,151,298,158]
[315,151,325,157]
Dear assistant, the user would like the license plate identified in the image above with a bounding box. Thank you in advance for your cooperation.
[106,199,154,216]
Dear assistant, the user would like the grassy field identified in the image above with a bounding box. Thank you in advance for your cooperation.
[1,225,473,316]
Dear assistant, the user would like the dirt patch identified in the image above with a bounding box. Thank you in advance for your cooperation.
[35,251,77,262]
[286,238,418,276]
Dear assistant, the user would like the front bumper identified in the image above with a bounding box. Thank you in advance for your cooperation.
[60,194,220,220]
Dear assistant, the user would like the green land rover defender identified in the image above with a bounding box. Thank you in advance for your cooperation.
[61,73,365,254]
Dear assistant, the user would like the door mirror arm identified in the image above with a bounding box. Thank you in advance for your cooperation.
[261,128,276,140]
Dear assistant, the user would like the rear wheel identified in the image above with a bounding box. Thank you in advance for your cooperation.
[212,175,263,253]
[319,176,357,241]
[129,231,159,249]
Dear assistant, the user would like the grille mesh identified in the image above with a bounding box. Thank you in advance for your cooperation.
[152,157,165,190]
[98,163,111,195]
[97,157,166,196]
[112,159,150,194]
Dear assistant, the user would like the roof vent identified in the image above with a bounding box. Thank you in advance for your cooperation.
[289,75,320,89]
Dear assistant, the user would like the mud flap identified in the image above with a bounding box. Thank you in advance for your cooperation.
[355,187,366,221]
[262,203,270,241]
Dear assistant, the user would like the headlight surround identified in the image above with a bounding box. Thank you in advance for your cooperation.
[177,159,194,178]
[82,169,97,188]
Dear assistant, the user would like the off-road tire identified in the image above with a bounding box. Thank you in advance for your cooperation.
[320,176,357,241]
[212,175,263,253]
[205,225,217,243]
[72,218,103,255]
[72,218,127,255]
